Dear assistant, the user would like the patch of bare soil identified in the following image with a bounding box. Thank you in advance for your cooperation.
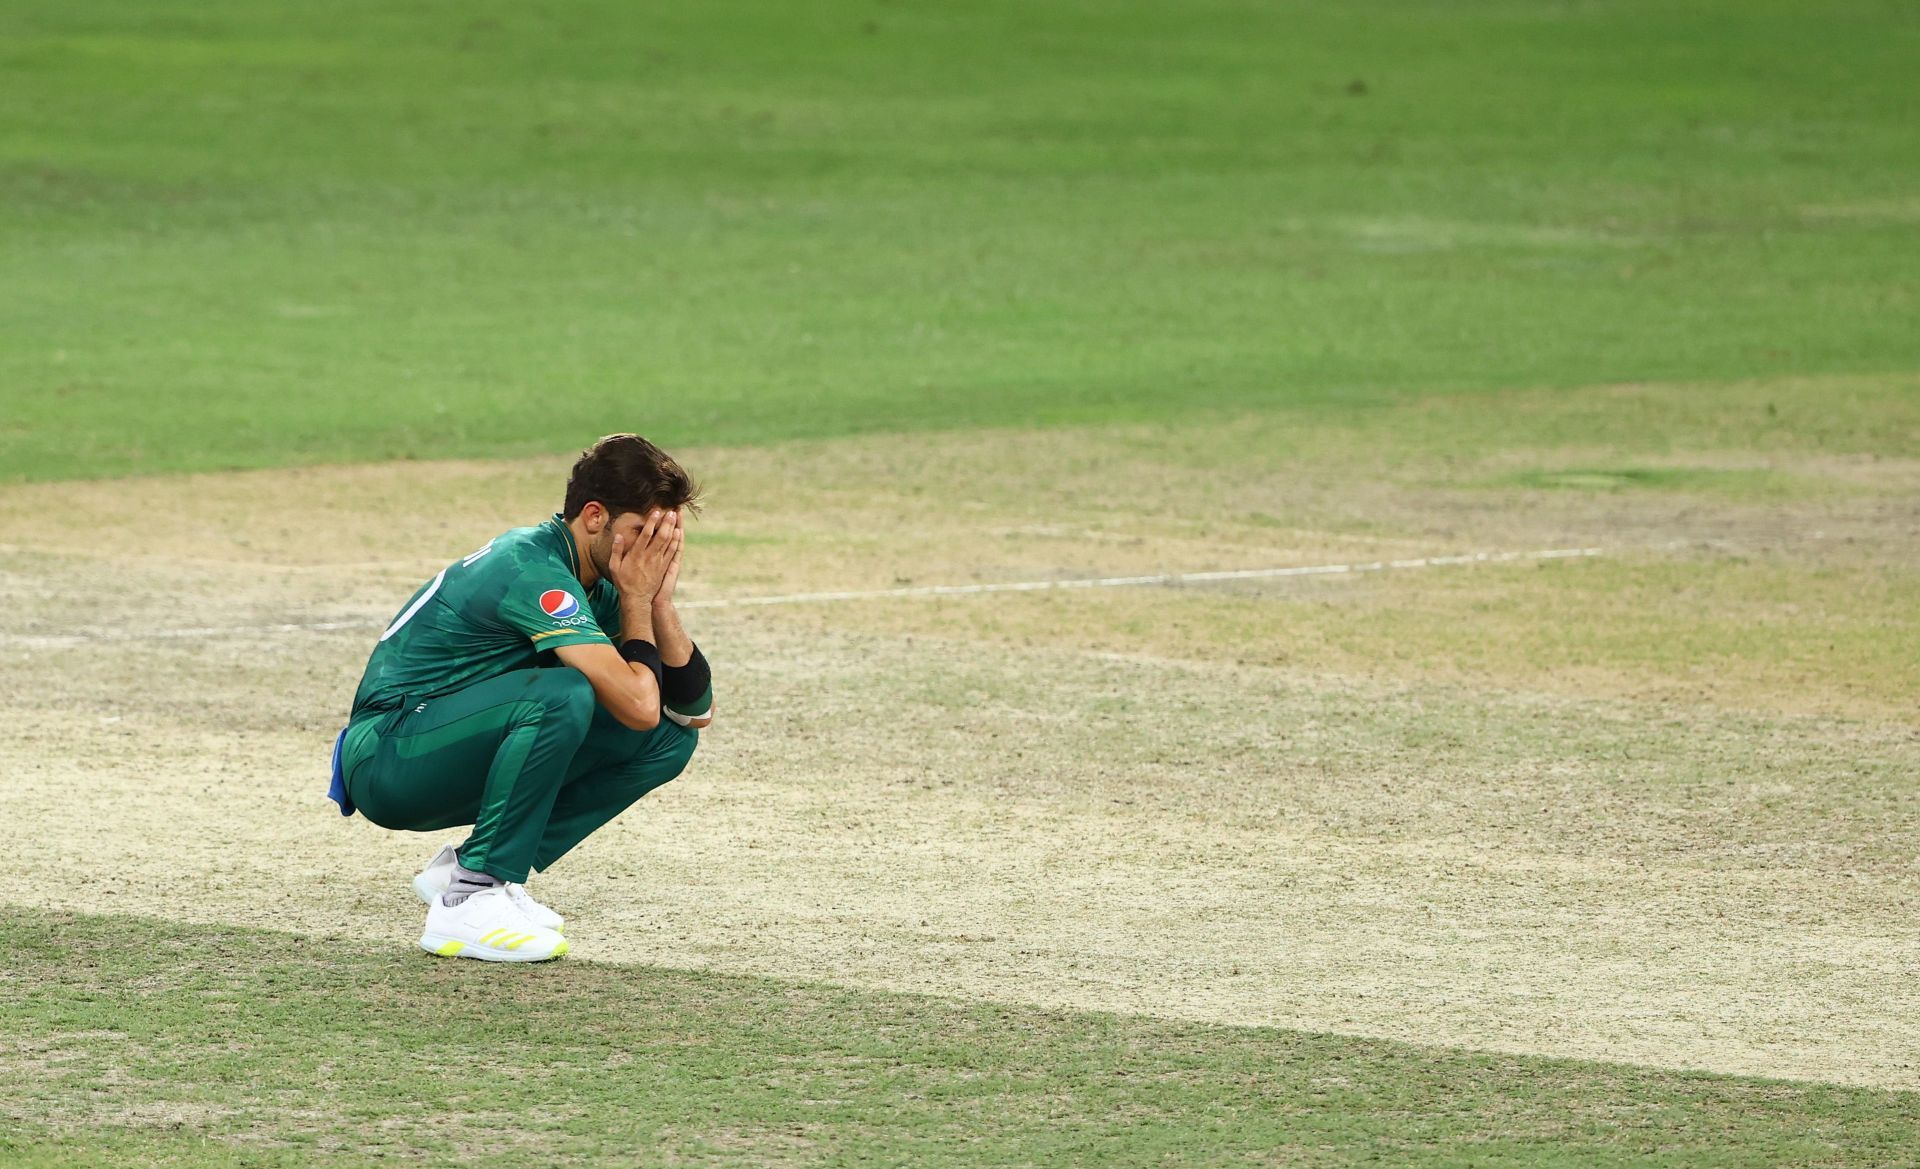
[3,418,1917,1090]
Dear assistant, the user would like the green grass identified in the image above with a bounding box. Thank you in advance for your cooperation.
[6,4,1919,1163]
[3,910,1916,1167]
[4,0,1919,480]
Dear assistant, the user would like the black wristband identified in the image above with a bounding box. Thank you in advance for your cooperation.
[661,643,711,708]
[618,638,665,689]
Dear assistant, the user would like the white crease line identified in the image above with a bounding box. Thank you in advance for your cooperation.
[3,620,385,648]
[0,546,1604,648]
[684,547,1606,608]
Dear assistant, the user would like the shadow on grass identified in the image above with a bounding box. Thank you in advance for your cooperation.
[2,909,1916,1166]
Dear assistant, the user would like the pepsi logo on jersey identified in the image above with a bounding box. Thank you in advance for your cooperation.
[538,589,582,620]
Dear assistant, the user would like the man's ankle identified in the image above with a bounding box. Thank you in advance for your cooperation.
[441,863,502,906]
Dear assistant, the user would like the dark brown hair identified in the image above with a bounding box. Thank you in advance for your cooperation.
[562,434,701,520]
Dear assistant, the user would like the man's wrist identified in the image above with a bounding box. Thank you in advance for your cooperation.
[620,601,655,642]
[618,637,665,688]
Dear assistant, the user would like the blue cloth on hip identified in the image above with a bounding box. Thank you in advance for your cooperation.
[327,726,356,817]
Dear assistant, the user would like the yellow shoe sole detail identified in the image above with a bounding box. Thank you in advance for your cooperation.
[435,940,465,956]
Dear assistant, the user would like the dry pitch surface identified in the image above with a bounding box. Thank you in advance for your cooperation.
[3,378,1917,1093]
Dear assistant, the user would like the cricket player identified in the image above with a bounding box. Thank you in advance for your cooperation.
[327,434,712,962]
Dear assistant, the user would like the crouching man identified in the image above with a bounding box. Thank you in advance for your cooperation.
[328,434,714,962]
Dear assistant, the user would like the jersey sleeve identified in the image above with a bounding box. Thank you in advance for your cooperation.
[497,572,613,652]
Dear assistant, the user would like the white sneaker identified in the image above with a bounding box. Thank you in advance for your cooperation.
[410,843,459,904]
[411,842,565,933]
[418,886,568,963]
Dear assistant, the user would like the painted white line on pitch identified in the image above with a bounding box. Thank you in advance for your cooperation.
[0,619,385,649]
[0,546,1604,648]
[678,546,1605,607]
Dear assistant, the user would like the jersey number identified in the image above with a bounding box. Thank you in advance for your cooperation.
[378,540,495,642]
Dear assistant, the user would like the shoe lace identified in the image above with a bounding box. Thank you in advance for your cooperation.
[505,883,541,907]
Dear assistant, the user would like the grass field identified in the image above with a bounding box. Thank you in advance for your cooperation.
[9,913,1918,1168]
[3,0,1919,1164]
[4,0,1919,479]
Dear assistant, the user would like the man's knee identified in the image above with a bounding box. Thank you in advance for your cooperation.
[597,718,697,786]
[660,720,699,773]
[631,722,698,798]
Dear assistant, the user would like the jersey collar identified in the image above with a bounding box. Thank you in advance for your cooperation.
[544,514,584,581]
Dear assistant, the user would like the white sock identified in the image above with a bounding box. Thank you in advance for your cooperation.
[441,863,501,907]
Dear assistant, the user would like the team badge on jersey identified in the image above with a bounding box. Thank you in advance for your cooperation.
[539,589,581,619]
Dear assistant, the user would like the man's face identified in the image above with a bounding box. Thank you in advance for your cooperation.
[586,506,654,579]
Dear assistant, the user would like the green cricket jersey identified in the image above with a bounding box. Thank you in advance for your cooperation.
[349,515,619,720]
[331,512,707,860]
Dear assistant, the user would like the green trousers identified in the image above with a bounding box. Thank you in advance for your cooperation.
[342,668,698,883]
